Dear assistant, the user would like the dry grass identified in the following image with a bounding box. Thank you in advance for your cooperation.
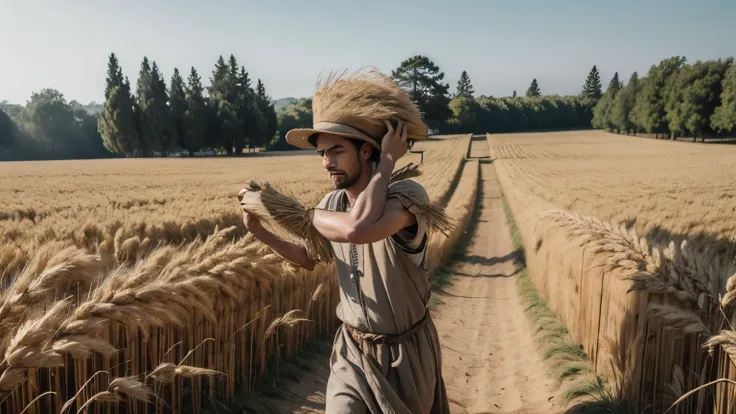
[0,134,471,413]
[489,130,736,413]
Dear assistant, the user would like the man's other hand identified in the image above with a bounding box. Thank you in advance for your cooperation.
[381,120,409,163]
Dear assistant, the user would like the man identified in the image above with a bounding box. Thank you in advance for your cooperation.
[239,71,449,413]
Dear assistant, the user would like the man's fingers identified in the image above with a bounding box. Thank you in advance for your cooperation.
[396,120,404,138]
[401,122,408,141]
[384,119,394,135]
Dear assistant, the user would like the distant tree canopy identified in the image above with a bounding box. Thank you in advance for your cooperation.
[444,94,593,134]
[592,56,736,141]
[267,98,313,151]
[6,53,736,161]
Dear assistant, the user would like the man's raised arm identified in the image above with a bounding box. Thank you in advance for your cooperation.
[311,121,414,244]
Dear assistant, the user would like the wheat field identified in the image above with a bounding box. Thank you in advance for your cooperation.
[489,130,736,413]
[0,134,472,414]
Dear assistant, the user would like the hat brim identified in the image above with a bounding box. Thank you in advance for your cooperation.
[285,122,380,150]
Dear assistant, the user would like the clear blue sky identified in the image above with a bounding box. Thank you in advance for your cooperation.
[2,0,734,104]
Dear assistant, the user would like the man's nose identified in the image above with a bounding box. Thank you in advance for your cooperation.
[322,154,335,169]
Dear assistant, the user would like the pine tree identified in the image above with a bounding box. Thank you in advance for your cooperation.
[182,67,206,156]
[227,55,240,106]
[455,70,475,98]
[712,63,736,135]
[253,79,277,150]
[512,90,517,98]
[391,55,452,129]
[98,86,140,156]
[581,65,602,101]
[526,79,541,97]
[608,72,622,93]
[135,56,154,155]
[152,62,176,153]
[104,53,124,100]
[237,66,257,151]
[208,55,229,104]
[169,68,187,153]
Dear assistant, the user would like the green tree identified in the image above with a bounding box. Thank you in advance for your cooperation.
[0,108,15,145]
[632,56,687,138]
[608,72,622,92]
[526,79,541,97]
[169,68,187,152]
[712,64,736,135]
[104,53,124,100]
[269,98,313,150]
[611,72,639,134]
[581,65,602,101]
[17,89,76,155]
[455,70,475,98]
[217,100,242,155]
[592,72,622,131]
[447,96,481,132]
[236,66,258,151]
[256,79,277,150]
[135,57,155,154]
[98,83,140,156]
[683,59,733,141]
[182,67,206,156]
[208,55,229,104]
[391,55,452,129]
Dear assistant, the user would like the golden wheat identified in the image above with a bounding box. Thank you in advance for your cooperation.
[489,130,736,413]
[0,134,472,413]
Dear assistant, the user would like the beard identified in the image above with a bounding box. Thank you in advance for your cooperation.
[330,163,362,190]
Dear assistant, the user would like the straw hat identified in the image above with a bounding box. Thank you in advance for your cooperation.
[285,68,428,150]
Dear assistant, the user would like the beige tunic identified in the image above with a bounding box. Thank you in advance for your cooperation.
[316,179,450,414]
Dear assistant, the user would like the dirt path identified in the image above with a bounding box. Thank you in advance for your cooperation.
[432,137,558,413]
[269,136,559,413]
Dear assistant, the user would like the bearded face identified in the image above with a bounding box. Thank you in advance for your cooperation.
[315,133,371,190]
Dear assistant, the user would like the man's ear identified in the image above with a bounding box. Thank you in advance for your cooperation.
[360,142,372,160]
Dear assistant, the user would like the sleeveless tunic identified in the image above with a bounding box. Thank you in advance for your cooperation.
[316,179,450,414]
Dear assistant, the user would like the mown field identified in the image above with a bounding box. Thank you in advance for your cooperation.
[0,134,473,414]
[489,130,736,413]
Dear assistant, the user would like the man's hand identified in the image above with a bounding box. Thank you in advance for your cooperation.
[236,187,315,270]
[238,188,263,234]
[381,120,409,163]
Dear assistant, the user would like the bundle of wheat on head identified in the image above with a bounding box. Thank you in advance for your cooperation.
[237,68,454,263]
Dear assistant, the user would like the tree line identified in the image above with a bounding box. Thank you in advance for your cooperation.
[270,55,596,147]
[99,53,277,156]
[1,95,109,161]
[592,56,736,141]
[5,53,736,161]
[0,53,278,160]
